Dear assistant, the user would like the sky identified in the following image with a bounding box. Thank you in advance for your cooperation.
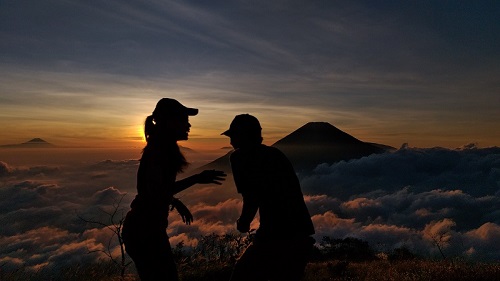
[1,0,499,150]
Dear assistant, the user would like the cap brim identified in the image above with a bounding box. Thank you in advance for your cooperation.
[186,108,198,116]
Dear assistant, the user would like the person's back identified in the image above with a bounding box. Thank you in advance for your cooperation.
[230,144,315,240]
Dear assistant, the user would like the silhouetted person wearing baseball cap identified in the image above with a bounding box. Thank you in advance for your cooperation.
[222,114,315,281]
[122,98,226,281]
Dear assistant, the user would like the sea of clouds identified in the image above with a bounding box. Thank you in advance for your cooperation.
[1,145,499,271]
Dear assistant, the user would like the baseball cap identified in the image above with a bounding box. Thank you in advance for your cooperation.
[153,98,198,119]
[221,114,261,137]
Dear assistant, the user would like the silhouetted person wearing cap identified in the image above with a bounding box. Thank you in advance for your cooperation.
[222,114,315,281]
[122,98,226,281]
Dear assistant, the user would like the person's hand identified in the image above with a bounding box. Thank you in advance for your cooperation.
[197,170,227,185]
[171,198,194,225]
[236,219,250,233]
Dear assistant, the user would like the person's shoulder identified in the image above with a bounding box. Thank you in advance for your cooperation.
[262,145,280,153]
[260,145,286,158]
[229,148,241,162]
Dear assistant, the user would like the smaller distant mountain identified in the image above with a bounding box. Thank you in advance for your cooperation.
[0,138,56,148]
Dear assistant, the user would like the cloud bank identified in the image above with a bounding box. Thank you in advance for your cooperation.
[301,146,500,259]
[1,145,499,271]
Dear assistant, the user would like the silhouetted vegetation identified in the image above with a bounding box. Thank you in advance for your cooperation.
[0,260,127,281]
[77,194,132,278]
[172,233,253,281]
[303,260,500,281]
[2,234,500,281]
[388,246,418,261]
[311,236,376,262]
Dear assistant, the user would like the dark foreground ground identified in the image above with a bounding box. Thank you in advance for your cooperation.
[2,259,500,281]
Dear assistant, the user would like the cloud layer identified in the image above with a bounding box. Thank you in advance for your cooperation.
[1,145,499,271]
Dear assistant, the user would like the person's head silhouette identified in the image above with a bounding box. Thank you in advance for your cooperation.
[222,114,262,149]
[145,98,198,143]
[153,98,198,120]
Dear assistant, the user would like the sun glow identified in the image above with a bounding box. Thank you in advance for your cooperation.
[137,125,146,143]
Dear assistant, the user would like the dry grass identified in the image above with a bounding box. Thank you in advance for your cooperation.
[2,259,499,281]
[303,260,500,281]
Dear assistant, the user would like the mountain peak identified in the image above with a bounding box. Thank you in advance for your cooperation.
[272,122,385,172]
[24,138,49,144]
[20,138,54,148]
[272,122,362,147]
[195,121,390,175]
[1,138,55,148]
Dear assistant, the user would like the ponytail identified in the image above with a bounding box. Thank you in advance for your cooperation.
[144,115,155,143]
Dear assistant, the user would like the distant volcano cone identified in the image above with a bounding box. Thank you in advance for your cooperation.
[273,122,364,146]
[21,138,55,147]
[194,122,390,175]
[24,138,48,144]
[272,122,386,172]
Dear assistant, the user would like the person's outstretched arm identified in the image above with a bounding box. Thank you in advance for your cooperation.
[173,170,226,194]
